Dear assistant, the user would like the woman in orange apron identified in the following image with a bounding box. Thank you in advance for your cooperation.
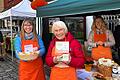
[87,16,115,60]
[14,19,46,80]
[45,21,85,80]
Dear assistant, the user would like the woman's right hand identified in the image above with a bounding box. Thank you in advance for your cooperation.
[53,53,63,63]
[53,56,59,63]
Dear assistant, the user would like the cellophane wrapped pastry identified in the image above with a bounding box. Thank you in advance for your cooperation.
[18,51,39,60]
[97,58,114,77]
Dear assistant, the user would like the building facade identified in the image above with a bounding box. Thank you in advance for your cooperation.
[0,0,22,12]
[4,0,22,10]
[0,0,4,12]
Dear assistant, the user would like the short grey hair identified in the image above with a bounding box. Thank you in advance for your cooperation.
[52,21,68,33]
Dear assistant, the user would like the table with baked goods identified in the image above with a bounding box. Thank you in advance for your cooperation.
[77,58,120,80]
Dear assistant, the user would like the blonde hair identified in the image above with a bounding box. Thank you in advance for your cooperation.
[52,21,68,33]
[20,18,38,42]
[92,16,108,32]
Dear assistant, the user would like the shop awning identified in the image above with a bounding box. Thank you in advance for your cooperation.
[37,0,120,17]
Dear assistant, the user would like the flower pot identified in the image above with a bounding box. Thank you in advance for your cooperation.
[85,64,92,72]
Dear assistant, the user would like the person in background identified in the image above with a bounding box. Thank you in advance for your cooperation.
[0,31,5,61]
[87,16,115,60]
[113,21,120,64]
[14,18,46,80]
[5,33,11,52]
[45,21,85,80]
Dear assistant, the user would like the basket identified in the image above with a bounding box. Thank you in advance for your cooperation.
[97,64,112,77]
[18,52,39,61]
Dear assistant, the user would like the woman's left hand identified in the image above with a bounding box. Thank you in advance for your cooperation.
[30,51,39,60]
[33,51,39,54]
[62,53,71,64]
[0,42,4,46]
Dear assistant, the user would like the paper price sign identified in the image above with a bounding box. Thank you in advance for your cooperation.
[24,44,33,54]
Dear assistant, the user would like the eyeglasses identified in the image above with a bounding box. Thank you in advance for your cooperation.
[24,24,32,26]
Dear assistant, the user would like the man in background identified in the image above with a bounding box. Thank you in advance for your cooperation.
[0,31,5,61]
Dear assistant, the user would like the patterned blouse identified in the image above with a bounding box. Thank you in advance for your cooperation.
[87,30,115,48]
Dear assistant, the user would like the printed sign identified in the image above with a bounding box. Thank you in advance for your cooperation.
[55,41,69,53]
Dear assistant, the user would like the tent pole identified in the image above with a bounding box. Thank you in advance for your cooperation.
[36,17,43,36]
[36,17,39,34]
[10,16,13,61]
[40,17,43,37]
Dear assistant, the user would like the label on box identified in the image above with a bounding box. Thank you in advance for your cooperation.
[57,54,70,61]
[24,44,33,54]
[61,54,70,61]
[55,41,69,53]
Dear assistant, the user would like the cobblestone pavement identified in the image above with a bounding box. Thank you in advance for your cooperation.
[0,56,18,80]
[0,54,50,80]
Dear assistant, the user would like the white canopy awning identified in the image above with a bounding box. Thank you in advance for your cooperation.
[0,0,36,19]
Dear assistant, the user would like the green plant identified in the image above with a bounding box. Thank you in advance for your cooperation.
[85,57,94,64]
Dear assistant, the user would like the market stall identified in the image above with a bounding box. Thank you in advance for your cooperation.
[37,0,120,17]
[0,0,36,61]
[35,0,120,79]
[36,0,120,44]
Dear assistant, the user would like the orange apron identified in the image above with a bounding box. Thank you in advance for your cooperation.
[19,39,45,80]
[92,32,112,60]
[50,46,77,80]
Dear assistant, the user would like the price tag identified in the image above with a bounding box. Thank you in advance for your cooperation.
[24,44,33,54]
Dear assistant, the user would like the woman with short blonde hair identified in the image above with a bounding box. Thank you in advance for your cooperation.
[52,21,68,34]
[46,21,85,80]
